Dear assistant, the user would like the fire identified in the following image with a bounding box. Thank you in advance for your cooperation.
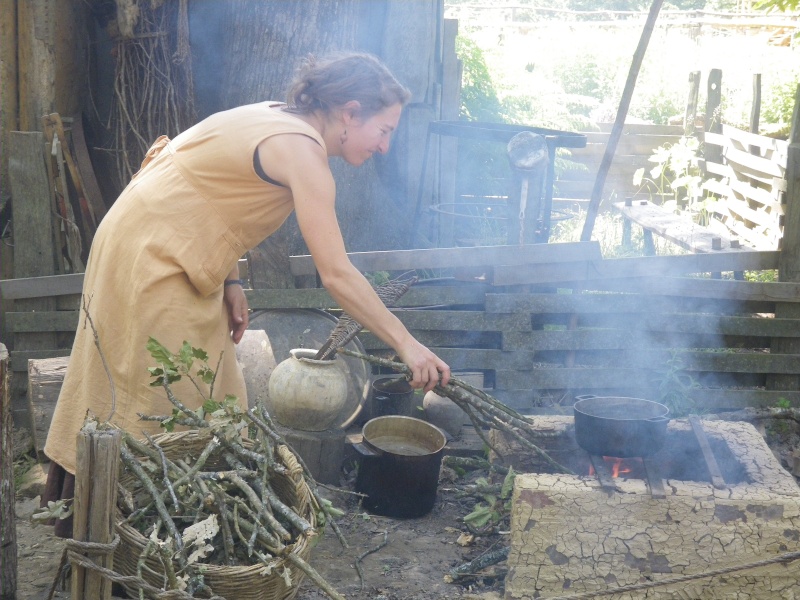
[588,457,639,478]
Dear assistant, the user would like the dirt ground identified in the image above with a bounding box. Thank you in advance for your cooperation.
[12,421,800,600]
[13,453,506,600]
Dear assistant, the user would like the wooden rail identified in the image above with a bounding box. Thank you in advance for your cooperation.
[9,244,800,438]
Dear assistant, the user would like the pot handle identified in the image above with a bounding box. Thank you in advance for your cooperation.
[352,442,382,457]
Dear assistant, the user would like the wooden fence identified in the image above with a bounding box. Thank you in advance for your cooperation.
[554,123,684,203]
[6,243,800,442]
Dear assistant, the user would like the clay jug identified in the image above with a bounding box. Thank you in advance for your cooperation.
[268,348,349,431]
[422,372,482,439]
[422,391,464,439]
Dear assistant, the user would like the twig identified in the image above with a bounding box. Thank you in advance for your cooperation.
[119,444,187,569]
[445,546,510,582]
[213,489,236,566]
[285,551,348,600]
[355,529,389,591]
[338,349,574,474]
[250,404,350,549]
[80,295,117,422]
[143,431,179,510]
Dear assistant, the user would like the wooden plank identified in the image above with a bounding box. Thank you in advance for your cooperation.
[596,123,683,135]
[612,201,746,253]
[578,132,682,149]
[728,178,783,211]
[714,194,779,230]
[624,349,800,374]
[8,130,59,429]
[27,356,68,457]
[359,330,499,351]
[6,310,78,332]
[502,312,800,350]
[688,415,726,490]
[433,348,535,371]
[71,115,107,222]
[493,252,779,287]
[584,274,800,303]
[288,241,602,276]
[720,124,789,157]
[391,309,530,332]
[0,273,84,299]
[503,329,631,351]
[10,349,71,372]
[0,344,17,598]
[246,284,491,310]
[706,177,783,214]
[496,367,651,390]
[485,291,761,315]
[724,145,786,179]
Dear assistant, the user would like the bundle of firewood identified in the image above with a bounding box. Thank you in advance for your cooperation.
[113,338,346,600]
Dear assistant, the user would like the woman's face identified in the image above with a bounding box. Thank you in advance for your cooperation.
[342,103,403,166]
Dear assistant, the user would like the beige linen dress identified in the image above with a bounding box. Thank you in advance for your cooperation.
[45,103,325,474]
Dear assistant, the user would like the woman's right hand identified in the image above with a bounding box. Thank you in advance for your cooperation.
[395,336,450,393]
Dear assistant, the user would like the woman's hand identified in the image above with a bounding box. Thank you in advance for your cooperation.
[223,283,249,343]
[395,336,451,393]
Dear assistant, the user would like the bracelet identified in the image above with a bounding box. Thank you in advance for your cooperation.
[223,279,245,287]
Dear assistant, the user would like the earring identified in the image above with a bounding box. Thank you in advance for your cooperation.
[340,129,347,145]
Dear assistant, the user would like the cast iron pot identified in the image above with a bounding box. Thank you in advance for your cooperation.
[573,395,670,458]
[353,416,446,518]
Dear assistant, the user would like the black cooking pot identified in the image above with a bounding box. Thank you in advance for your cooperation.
[573,395,670,458]
[353,416,446,518]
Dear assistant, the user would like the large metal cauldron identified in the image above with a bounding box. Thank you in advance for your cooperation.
[353,416,446,518]
[573,395,670,458]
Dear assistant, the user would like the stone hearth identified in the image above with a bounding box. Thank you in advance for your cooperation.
[500,417,800,599]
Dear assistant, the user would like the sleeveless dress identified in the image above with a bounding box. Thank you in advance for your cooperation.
[44,103,326,475]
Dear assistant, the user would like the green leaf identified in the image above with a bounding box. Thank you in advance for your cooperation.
[501,466,516,500]
[632,167,644,186]
[464,504,494,527]
[203,399,220,413]
[197,366,214,385]
[146,337,174,365]
[192,346,209,361]
[179,341,194,369]
[161,416,176,432]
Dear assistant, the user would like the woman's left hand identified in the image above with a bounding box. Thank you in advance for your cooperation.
[224,283,249,343]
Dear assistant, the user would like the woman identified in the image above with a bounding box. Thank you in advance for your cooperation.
[42,52,451,536]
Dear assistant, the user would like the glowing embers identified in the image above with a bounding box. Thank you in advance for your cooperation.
[588,456,644,479]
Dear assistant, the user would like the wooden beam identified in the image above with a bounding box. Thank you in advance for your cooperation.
[289,241,602,276]
[8,131,59,429]
[0,344,17,599]
[0,273,84,300]
[493,252,779,287]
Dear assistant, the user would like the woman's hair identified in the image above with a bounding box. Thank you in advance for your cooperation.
[286,52,411,119]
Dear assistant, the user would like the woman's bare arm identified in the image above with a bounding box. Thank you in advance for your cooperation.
[257,134,450,391]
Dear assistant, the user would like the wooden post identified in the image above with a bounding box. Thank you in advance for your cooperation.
[71,427,122,600]
[0,344,17,600]
[750,73,762,153]
[683,70,701,137]
[768,85,800,391]
[705,69,723,166]
[580,0,664,242]
[438,18,461,248]
[8,131,58,433]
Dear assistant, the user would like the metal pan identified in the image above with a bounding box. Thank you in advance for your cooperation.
[573,395,670,458]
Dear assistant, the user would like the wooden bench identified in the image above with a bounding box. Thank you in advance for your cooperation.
[613,199,749,256]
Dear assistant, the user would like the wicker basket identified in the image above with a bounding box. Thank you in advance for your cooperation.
[114,429,316,600]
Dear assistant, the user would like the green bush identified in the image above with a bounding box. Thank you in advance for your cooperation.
[762,74,800,128]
